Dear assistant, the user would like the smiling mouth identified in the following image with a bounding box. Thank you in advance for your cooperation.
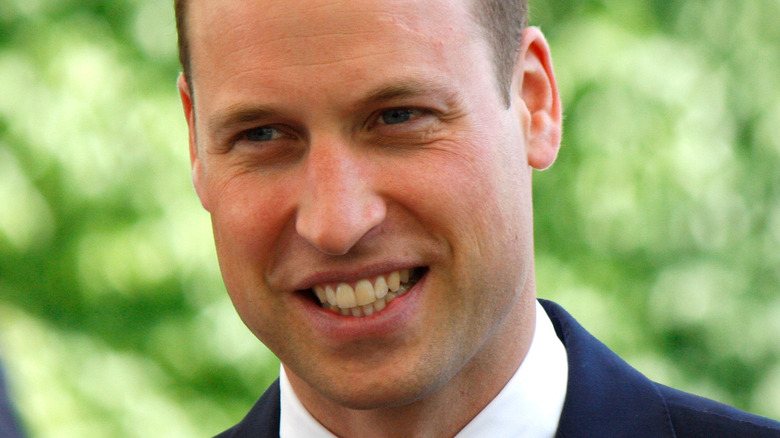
[309,267,426,317]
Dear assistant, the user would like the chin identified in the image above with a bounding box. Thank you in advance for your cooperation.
[325,385,430,412]
[314,364,451,412]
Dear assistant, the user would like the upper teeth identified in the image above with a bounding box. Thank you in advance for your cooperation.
[313,269,414,317]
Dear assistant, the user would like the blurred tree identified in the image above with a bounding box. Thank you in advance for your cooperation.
[533,0,780,417]
[0,0,777,436]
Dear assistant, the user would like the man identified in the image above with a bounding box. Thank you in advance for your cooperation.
[174,0,780,436]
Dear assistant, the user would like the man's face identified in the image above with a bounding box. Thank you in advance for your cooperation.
[183,0,548,411]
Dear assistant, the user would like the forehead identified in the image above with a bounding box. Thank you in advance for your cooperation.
[190,0,473,34]
[187,0,476,49]
[186,0,487,104]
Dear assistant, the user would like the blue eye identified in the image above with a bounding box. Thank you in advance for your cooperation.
[380,108,417,125]
[244,127,282,142]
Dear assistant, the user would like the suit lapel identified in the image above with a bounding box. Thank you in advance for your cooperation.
[540,300,676,438]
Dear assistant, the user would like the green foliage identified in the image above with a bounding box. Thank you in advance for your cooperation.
[533,0,780,418]
[0,1,278,436]
[0,0,778,436]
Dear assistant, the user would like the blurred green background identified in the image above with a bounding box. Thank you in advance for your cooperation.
[0,0,778,436]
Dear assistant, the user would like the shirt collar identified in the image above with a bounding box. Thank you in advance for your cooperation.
[279,365,335,438]
[279,300,568,438]
[454,300,568,438]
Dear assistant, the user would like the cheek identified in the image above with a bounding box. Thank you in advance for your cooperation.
[206,172,297,284]
[209,167,297,233]
[207,185,292,341]
[398,137,522,235]
[394,133,533,286]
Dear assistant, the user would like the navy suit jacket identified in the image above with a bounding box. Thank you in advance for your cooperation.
[0,359,25,438]
[216,300,780,437]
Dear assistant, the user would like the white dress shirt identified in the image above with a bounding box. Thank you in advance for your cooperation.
[279,300,568,438]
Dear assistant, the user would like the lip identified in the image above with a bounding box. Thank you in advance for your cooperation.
[295,268,428,343]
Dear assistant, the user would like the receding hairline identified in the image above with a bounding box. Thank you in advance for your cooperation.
[174,0,528,105]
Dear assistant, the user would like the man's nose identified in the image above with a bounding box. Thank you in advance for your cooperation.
[295,139,387,255]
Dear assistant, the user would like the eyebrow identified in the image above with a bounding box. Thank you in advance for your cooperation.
[358,79,461,108]
[207,104,279,139]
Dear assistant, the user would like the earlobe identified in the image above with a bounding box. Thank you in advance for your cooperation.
[514,27,562,170]
[177,73,211,211]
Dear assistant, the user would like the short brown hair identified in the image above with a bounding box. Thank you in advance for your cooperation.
[174,0,528,104]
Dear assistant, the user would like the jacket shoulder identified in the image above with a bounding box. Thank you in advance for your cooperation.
[214,380,281,438]
[657,384,780,438]
[539,299,780,438]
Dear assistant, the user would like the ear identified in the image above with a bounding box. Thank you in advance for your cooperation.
[178,73,211,211]
[513,27,562,170]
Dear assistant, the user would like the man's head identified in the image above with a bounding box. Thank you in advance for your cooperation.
[177,0,560,433]
[175,0,528,105]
